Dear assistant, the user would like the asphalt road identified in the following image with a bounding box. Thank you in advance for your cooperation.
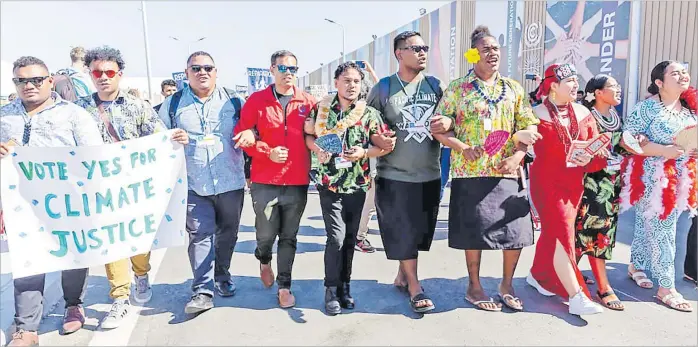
[30,189,698,346]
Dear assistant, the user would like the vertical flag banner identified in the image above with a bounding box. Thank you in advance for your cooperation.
[171,71,187,90]
[545,1,630,111]
[247,68,273,95]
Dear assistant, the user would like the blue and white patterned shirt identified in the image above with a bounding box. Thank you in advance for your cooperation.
[158,85,246,196]
[0,92,103,147]
[76,92,166,143]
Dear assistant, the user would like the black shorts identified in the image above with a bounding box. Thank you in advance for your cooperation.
[375,177,440,260]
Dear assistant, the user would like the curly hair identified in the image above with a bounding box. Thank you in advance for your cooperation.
[334,61,365,80]
[85,46,126,70]
[13,56,49,73]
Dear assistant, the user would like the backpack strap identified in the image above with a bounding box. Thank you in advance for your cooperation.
[377,76,391,111]
[168,90,184,129]
[222,87,243,121]
[424,75,443,101]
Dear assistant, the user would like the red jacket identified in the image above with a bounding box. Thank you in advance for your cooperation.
[234,85,316,186]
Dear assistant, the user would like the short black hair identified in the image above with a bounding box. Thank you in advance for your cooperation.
[85,46,126,70]
[187,51,215,66]
[13,56,49,73]
[470,25,495,48]
[161,79,176,91]
[271,50,297,65]
[393,31,422,58]
[334,61,365,80]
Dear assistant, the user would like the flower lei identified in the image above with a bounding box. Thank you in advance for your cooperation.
[464,48,481,64]
[314,95,366,136]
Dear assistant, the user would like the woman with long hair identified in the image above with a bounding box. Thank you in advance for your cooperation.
[621,61,697,312]
[574,74,626,310]
[526,63,607,315]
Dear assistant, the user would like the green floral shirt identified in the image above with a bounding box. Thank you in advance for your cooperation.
[309,97,383,194]
[434,70,539,178]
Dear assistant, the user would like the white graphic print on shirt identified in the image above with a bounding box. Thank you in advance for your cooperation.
[393,93,438,143]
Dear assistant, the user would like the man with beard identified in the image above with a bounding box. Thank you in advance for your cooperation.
[434,26,540,312]
[233,50,316,308]
[304,62,392,315]
[367,31,450,313]
[159,51,247,315]
[76,46,189,328]
[1,56,103,346]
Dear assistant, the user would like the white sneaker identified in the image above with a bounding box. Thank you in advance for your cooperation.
[133,274,153,304]
[569,290,603,315]
[100,299,130,329]
[526,273,556,297]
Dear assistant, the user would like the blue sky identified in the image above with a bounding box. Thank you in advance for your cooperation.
[1,1,448,87]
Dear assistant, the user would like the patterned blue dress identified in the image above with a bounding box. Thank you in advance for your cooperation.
[622,98,697,289]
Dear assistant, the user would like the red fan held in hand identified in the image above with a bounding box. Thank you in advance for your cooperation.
[484,130,510,156]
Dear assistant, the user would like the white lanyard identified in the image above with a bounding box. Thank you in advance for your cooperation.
[395,73,423,115]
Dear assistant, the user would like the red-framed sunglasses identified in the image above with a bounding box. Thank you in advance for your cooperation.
[91,70,119,79]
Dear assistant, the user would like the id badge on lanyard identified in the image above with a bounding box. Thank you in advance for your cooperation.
[196,102,217,147]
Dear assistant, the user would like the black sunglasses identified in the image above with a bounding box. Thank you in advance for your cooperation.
[276,64,299,74]
[400,45,429,53]
[190,65,215,73]
[12,76,49,87]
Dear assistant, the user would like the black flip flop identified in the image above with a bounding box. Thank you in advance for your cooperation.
[683,274,698,285]
[583,275,595,285]
[597,290,624,311]
[410,293,435,313]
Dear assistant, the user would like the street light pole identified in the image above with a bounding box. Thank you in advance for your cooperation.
[140,1,153,100]
[324,18,345,63]
[170,36,207,55]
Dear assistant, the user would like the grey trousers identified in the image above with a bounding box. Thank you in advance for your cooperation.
[251,183,308,289]
[185,189,244,297]
[14,268,88,331]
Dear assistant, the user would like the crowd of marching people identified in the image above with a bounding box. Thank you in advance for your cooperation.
[0,24,696,346]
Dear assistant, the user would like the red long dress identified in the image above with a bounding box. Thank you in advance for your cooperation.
[529,113,607,298]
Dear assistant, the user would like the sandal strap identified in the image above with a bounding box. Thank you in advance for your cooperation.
[597,290,616,299]
[411,293,431,303]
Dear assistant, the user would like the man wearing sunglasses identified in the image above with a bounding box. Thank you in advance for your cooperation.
[367,31,450,313]
[158,51,247,315]
[75,46,188,330]
[1,56,103,346]
[233,50,316,309]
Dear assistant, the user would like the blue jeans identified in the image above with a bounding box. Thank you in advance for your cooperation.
[185,189,244,296]
[440,147,451,201]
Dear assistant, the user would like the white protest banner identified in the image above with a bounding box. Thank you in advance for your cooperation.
[0,131,188,278]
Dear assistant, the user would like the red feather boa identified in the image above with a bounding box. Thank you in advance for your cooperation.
[629,156,646,205]
[661,160,678,219]
[688,158,697,210]
[681,86,698,114]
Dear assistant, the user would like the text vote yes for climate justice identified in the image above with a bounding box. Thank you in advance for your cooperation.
[0,131,188,278]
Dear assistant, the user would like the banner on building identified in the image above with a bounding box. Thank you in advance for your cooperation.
[545,1,630,110]
[172,71,188,90]
[475,1,524,79]
[0,131,188,278]
[247,68,273,95]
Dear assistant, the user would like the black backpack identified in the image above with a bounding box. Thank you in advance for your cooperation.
[376,74,444,110]
[167,87,242,128]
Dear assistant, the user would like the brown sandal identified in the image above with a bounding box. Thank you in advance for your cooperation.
[597,290,624,311]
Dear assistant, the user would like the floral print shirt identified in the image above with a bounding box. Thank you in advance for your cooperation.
[76,92,166,144]
[434,70,539,178]
[309,96,383,194]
